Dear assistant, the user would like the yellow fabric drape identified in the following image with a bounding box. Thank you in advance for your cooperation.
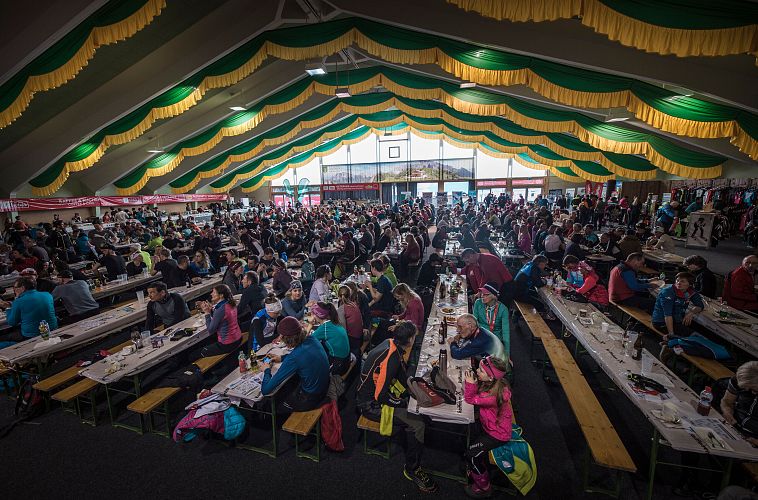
[0,0,166,129]
[447,0,758,62]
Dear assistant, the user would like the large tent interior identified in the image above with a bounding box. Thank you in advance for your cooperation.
[0,1,757,499]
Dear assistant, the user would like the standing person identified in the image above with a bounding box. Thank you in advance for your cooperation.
[460,248,512,299]
[144,281,190,333]
[723,255,758,312]
[259,317,330,413]
[392,283,425,332]
[472,284,510,356]
[652,272,704,340]
[194,284,243,357]
[309,302,351,376]
[0,277,58,342]
[682,255,717,299]
[357,321,438,493]
[463,356,513,498]
[52,271,99,322]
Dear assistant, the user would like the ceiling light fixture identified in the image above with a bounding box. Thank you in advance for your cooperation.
[147,149,164,154]
[334,87,351,98]
[305,62,327,76]
[604,108,634,123]
[229,106,246,111]
[459,82,476,89]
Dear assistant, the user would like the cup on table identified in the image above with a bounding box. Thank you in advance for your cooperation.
[119,273,128,283]
[624,332,638,356]
[578,309,588,318]
[641,351,653,375]
[135,290,145,305]
[661,401,680,423]
[601,322,609,334]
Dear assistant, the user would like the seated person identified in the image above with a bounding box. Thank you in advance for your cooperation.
[95,244,126,280]
[126,252,147,277]
[472,284,509,356]
[222,261,244,294]
[144,281,190,333]
[652,272,704,339]
[237,271,266,321]
[597,232,622,260]
[357,321,438,493]
[176,255,201,285]
[195,284,243,357]
[416,253,445,289]
[337,284,365,356]
[309,302,351,376]
[448,313,504,361]
[583,225,599,246]
[52,271,99,322]
[723,255,758,312]
[392,283,425,332]
[152,248,183,288]
[250,294,283,351]
[0,277,58,342]
[513,255,548,311]
[190,250,213,277]
[682,255,716,299]
[721,361,758,446]
[281,280,307,320]
[460,248,512,296]
[271,258,292,298]
[568,261,609,308]
[608,253,659,310]
[646,226,675,252]
[562,255,584,288]
[563,233,586,261]
[259,316,330,414]
[366,258,395,318]
[292,253,315,293]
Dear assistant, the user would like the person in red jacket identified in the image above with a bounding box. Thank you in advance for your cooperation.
[460,248,512,299]
[724,255,758,312]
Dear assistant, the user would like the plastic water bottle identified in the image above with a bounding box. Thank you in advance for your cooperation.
[281,252,288,262]
[238,351,247,373]
[697,386,713,416]
[38,320,50,340]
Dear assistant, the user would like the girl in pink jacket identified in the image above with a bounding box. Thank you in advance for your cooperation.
[463,355,512,498]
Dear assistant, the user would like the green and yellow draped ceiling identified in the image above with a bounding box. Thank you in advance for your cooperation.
[28,17,758,195]
[446,0,758,63]
[0,0,166,129]
[200,109,628,193]
[111,68,724,194]
[225,122,588,193]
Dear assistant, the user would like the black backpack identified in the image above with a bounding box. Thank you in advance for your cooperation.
[0,375,44,439]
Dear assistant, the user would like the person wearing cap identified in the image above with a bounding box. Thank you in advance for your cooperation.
[281,280,307,320]
[473,284,510,356]
[94,244,126,280]
[259,316,330,413]
[449,313,504,361]
[250,294,284,350]
[126,252,147,277]
[647,226,676,252]
[271,258,292,298]
[52,270,99,323]
[309,301,351,375]
[130,243,152,272]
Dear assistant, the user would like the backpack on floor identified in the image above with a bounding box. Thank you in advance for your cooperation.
[0,375,44,439]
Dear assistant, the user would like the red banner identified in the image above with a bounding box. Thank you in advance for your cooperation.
[322,183,380,192]
[512,178,544,186]
[584,181,604,197]
[0,194,228,212]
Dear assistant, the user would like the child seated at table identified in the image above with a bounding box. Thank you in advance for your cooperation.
[463,355,513,498]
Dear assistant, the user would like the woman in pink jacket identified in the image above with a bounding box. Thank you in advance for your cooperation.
[463,355,512,498]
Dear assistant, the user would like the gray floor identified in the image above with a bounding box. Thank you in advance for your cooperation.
[668,236,752,278]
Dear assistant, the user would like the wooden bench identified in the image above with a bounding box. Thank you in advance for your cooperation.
[357,414,391,459]
[282,408,324,462]
[515,301,636,497]
[126,332,249,436]
[514,300,551,363]
[611,302,735,384]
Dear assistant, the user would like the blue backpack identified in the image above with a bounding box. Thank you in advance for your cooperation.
[667,333,731,360]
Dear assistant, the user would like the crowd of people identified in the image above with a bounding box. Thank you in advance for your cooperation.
[0,191,756,497]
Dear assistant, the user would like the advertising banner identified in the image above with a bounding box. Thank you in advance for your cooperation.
[321,183,380,192]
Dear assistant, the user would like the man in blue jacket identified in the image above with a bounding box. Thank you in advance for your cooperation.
[448,314,504,361]
[0,277,58,342]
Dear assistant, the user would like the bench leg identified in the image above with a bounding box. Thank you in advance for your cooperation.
[293,420,322,462]
[582,447,623,498]
[108,375,145,434]
[646,428,660,500]
[236,396,279,457]
[362,429,391,459]
[77,389,99,426]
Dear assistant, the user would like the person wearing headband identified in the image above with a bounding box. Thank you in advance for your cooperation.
[250,293,283,351]
[462,355,512,498]
[309,301,350,376]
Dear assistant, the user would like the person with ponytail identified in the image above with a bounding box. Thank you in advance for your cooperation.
[196,284,242,357]
[337,284,365,357]
[309,301,351,376]
[463,355,513,498]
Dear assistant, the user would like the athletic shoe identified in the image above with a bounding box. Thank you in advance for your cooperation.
[403,467,439,493]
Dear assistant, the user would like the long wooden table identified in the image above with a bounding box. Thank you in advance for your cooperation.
[538,287,758,498]
[0,274,223,367]
[407,275,474,425]
[91,273,161,300]
[642,249,685,266]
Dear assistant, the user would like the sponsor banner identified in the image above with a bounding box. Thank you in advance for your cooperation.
[0,194,228,212]
[322,183,380,191]
[584,181,604,197]
[476,179,508,188]
[512,178,544,186]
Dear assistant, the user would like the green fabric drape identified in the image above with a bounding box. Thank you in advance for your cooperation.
[598,0,758,29]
